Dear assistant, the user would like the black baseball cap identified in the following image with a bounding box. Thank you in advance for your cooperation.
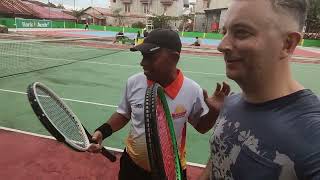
[130,28,182,54]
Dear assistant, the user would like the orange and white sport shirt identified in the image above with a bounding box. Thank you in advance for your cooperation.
[117,70,208,171]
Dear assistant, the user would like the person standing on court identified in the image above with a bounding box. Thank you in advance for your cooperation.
[85,22,89,30]
[200,0,320,179]
[88,28,230,180]
[137,31,141,39]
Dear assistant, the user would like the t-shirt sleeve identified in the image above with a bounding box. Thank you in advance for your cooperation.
[300,141,320,179]
[188,87,209,127]
[116,81,131,119]
[295,115,320,179]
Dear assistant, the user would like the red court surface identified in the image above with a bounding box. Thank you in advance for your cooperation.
[0,129,204,180]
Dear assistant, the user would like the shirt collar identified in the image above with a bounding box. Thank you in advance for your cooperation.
[147,69,184,99]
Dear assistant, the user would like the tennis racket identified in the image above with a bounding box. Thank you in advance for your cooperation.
[27,82,116,162]
[144,83,183,180]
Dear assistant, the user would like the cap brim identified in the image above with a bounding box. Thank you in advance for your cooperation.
[130,43,160,54]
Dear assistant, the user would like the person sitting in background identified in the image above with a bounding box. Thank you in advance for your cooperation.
[191,37,201,46]
[113,32,125,43]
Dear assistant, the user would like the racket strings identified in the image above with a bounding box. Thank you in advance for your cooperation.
[156,100,176,179]
[147,84,178,180]
[36,87,87,148]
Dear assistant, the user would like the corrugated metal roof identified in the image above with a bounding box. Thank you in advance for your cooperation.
[0,0,76,20]
[23,1,76,20]
[0,0,35,17]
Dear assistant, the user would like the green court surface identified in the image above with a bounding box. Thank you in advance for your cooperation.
[1,43,320,165]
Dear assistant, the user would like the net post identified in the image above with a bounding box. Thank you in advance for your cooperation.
[14,17,17,30]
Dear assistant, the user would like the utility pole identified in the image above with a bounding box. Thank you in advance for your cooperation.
[74,0,76,26]
[48,0,51,19]
[91,0,95,25]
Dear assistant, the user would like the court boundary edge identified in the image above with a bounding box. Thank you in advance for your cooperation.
[0,126,205,168]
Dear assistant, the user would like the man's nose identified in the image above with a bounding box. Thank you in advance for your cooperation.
[217,34,232,53]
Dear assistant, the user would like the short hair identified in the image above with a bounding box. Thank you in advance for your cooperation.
[269,0,308,31]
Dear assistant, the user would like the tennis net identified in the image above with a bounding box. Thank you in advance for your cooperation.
[0,36,125,78]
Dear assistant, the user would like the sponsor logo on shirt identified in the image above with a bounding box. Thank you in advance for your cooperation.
[133,103,143,108]
[172,105,187,119]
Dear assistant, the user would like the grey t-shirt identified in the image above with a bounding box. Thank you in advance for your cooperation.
[210,89,320,180]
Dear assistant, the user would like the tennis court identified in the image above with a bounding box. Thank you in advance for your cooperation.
[1,29,320,179]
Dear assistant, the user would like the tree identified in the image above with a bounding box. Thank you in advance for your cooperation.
[150,15,172,29]
[72,9,84,18]
[132,21,145,29]
[305,0,320,33]
[57,3,65,9]
[47,2,57,8]
[178,14,194,31]
[112,8,124,26]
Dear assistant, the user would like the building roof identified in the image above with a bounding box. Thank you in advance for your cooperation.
[22,0,48,7]
[23,1,76,20]
[81,7,112,19]
[0,0,35,17]
[0,0,76,20]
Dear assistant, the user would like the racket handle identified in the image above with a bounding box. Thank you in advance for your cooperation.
[101,147,117,162]
[82,125,117,162]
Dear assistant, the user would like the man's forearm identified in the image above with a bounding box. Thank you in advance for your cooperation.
[94,112,130,141]
[195,110,219,134]
[106,112,130,133]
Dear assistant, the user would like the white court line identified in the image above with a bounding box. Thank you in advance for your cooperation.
[2,52,226,76]
[0,126,205,168]
[0,88,209,167]
[0,89,117,108]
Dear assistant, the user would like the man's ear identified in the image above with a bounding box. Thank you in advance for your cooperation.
[280,32,302,59]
